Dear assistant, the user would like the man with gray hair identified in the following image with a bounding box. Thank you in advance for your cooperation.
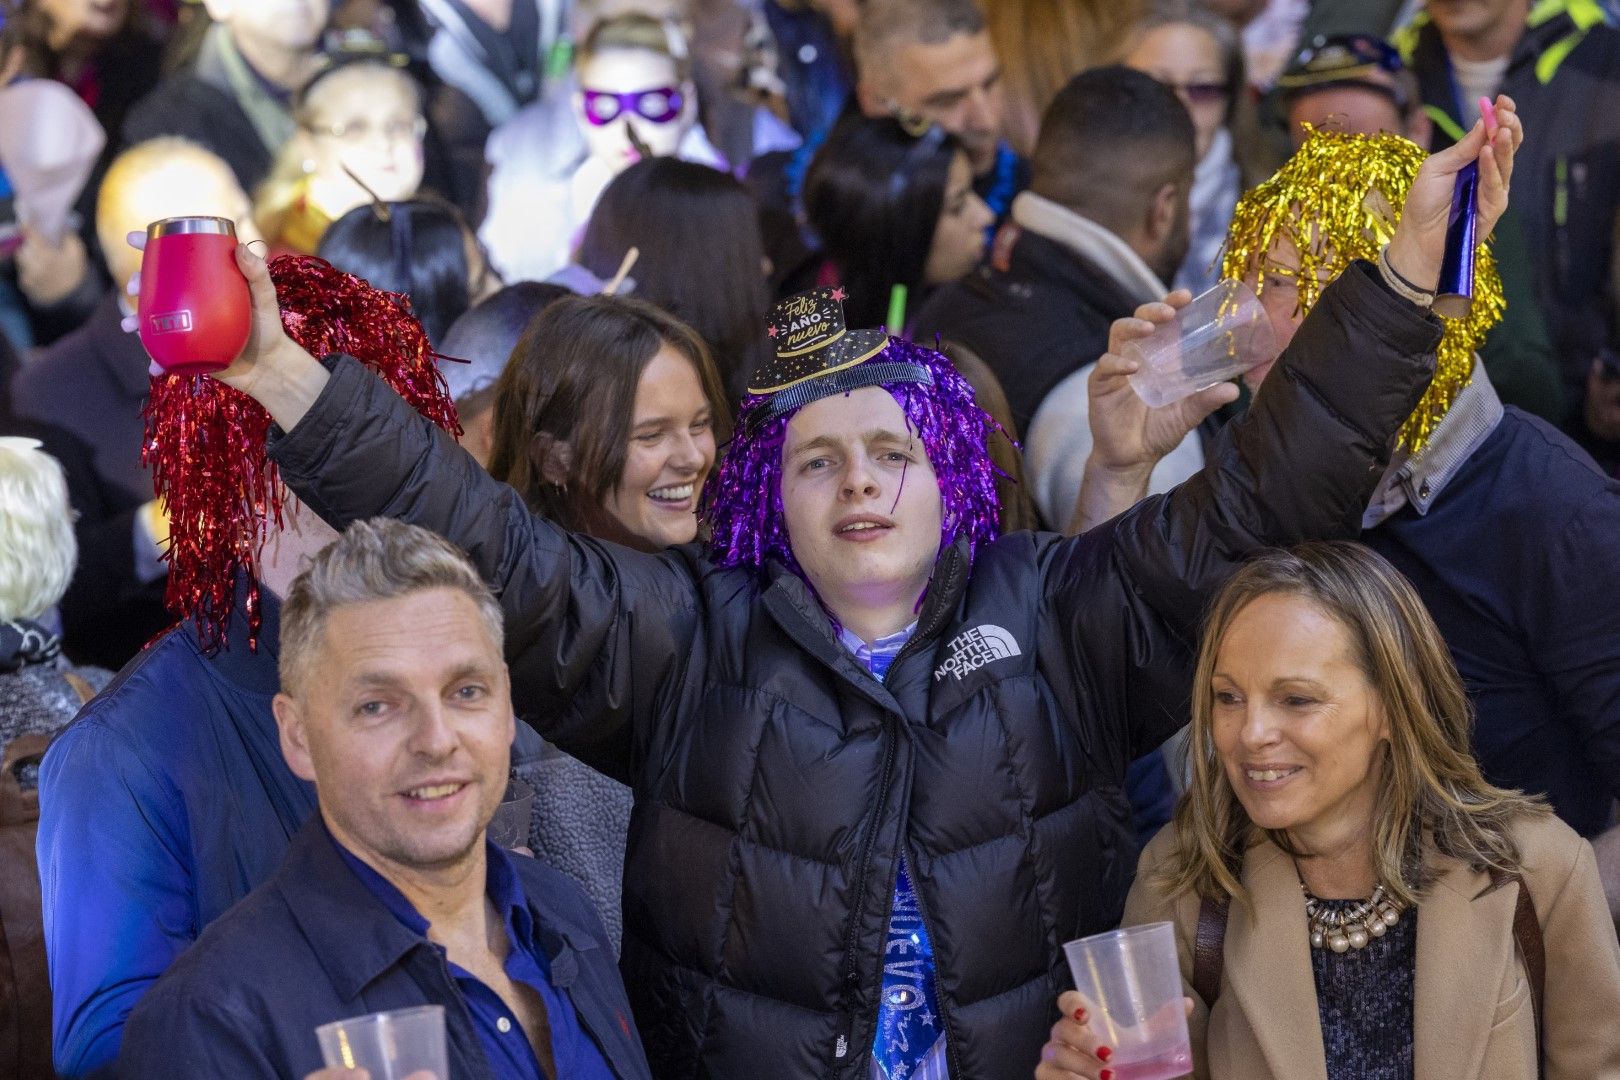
[852,0,1026,221]
[118,517,652,1080]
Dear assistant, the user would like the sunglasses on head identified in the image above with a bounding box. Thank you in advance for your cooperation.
[581,86,684,127]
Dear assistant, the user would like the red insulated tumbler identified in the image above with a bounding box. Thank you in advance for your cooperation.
[137,216,252,376]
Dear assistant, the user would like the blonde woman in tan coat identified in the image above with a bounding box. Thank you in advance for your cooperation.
[1035,543,1620,1080]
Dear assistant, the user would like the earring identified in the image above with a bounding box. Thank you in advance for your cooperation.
[886,99,932,138]
[301,158,316,175]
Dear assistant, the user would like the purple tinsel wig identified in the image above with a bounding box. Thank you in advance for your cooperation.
[703,337,1002,576]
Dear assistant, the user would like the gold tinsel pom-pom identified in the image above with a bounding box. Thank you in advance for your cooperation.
[1219,126,1504,452]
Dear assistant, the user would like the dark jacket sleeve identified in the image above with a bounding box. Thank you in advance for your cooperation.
[1044,260,1442,759]
[267,356,703,780]
[122,76,273,192]
[119,989,282,1080]
[37,712,199,1079]
[1526,484,1620,800]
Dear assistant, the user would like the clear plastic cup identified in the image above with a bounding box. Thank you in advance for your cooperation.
[315,1005,448,1080]
[487,777,535,850]
[1063,922,1192,1080]
[1125,279,1277,408]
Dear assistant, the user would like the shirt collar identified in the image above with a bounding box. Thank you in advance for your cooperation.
[836,621,917,680]
[1363,359,1503,527]
[280,815,607,1005]
[1010,190,1169,305]
[275,818,441,1002]
[189,577,283,695]
[484,839,538,944]
[330,829,535,948]
[329,831,431,934]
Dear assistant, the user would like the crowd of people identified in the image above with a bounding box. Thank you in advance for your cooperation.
[2,0,1620,1078]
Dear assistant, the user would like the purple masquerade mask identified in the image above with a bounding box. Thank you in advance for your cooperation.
[581,86,684,126]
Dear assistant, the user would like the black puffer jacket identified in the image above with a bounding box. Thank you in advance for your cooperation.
[269,262,1438,1080]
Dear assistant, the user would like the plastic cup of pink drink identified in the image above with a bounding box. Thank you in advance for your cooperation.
[1062,922,1193,1079]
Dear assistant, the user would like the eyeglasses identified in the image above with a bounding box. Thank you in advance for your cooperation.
[306,116,427,143]
[1163,80,1229,106]
[581,86,685,127]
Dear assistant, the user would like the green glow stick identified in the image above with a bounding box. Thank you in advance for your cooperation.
[886,284,908,335]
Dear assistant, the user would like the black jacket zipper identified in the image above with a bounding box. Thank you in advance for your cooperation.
[832,713,897,1074]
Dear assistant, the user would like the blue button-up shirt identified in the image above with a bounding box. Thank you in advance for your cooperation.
[334,837,617,1080]
[835,623,914,682]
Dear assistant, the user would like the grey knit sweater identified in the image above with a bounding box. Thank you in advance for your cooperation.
[513,735,634,952]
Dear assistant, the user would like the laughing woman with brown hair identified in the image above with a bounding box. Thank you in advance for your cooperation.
[482,294,731,945]
[488,294,731,552]
[1037,542,1620,1080]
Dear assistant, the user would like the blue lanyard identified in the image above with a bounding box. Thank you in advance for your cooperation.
[980,142,1019,221]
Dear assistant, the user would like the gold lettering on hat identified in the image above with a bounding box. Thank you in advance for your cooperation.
[778,327,846,357]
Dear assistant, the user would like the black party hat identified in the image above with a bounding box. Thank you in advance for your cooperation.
[742,287,933,433]
[749,286,891,395]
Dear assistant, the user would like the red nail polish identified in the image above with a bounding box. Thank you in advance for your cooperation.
[1100,1070,1113,1080]
[1073,1008,1087,1022]
[1097,1046,1113,1062]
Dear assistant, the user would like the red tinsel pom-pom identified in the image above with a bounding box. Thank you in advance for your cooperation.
[142,255,461,652]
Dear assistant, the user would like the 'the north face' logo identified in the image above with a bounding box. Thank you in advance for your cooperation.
[934,624,1021,681]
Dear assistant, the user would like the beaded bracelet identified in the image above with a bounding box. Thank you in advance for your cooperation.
[1377,246,1436,309]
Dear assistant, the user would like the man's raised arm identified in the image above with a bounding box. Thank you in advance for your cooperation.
[126,237,701,774]
[1043,99,1522,754]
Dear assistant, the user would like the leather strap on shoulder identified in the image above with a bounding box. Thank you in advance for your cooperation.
[62,671,95,706]
[1492,868,1546,1078]
[1192,894,1229,1006]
